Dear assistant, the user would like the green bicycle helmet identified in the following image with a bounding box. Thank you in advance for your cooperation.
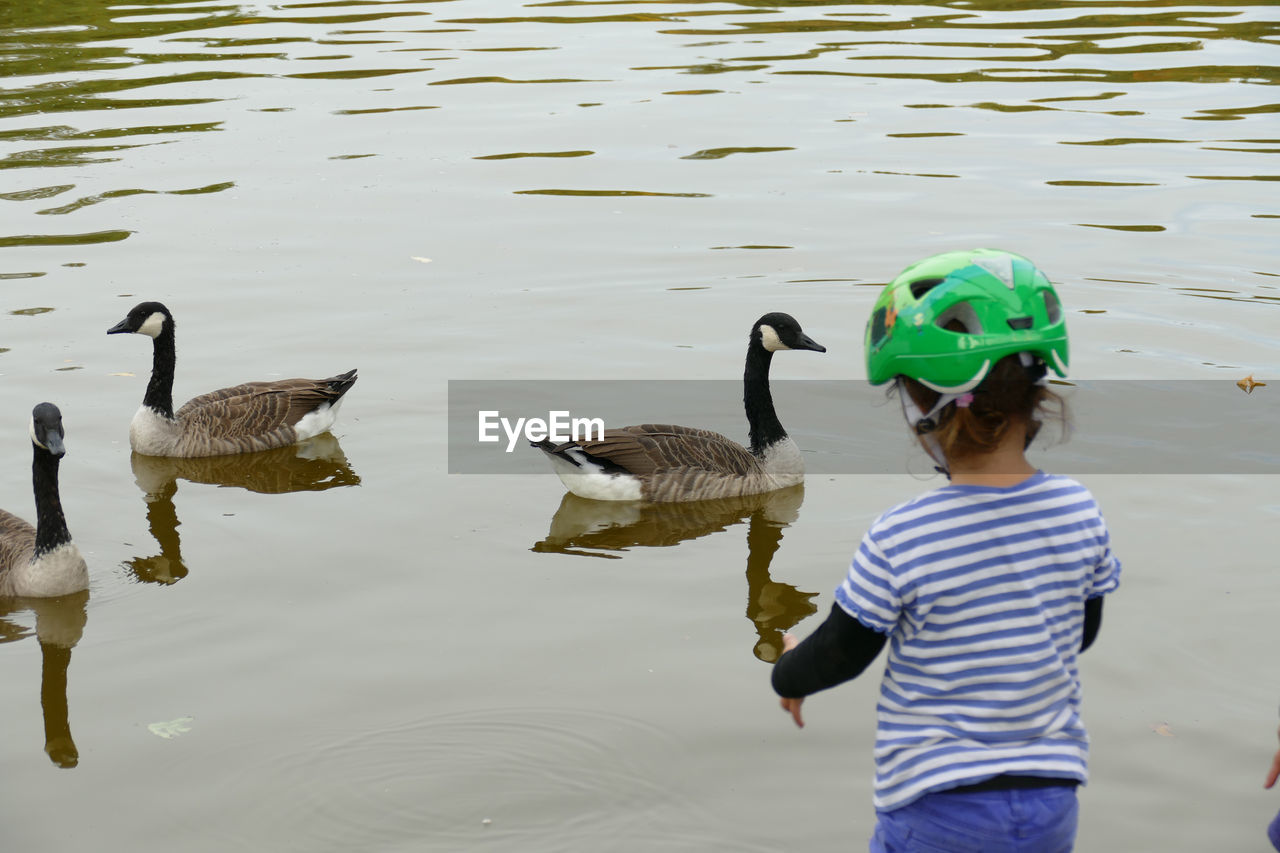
[864,248,1069,393]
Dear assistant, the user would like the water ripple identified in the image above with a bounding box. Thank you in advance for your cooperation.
[178,706,780,852]
[474,150,594,159]
[514,188,712,197]
[681,145,793,159]
[285,67,423,79]
[1077,223,1167,232]
[0,229,133,247]
[0,184,75,201]
[34,181,234,215]
[430,74,601,84]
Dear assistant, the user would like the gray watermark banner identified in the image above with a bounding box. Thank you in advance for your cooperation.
[448,379,1279,475]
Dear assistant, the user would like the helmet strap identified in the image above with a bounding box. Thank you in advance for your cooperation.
[1019,351,1049,385]
[898,381,970,477]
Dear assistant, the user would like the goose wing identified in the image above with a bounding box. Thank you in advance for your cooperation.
[566,423,759,477]
[0,509,35,570]
[176,379,340,439]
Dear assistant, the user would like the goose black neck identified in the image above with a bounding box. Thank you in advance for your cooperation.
[144,323,176,420]
[745,342,787,456]
[32,448,72,556]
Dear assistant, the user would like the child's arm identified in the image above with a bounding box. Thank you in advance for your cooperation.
[1081,596,1104,652]
[771,603,887,727]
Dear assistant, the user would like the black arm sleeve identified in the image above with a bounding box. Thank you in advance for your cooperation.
[1080,596,1103,653]
[771,602,888,699]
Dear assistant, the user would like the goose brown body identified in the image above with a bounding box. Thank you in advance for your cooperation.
[537,423,797,503]
[534,313,824,502]
[133,372,357,457]
[0,511,39,581]
[0,513,85,599]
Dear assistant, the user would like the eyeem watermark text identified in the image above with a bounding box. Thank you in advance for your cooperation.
[478,410,605,452]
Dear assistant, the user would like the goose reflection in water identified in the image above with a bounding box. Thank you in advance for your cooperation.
[125,434,360,584]
[532,485,817,662]
[0,590,89,768]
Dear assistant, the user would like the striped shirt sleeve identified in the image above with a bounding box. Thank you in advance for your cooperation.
[835,525,901,634]
[1085,513,1121,598]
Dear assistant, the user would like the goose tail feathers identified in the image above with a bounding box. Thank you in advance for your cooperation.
[531,438,580,468]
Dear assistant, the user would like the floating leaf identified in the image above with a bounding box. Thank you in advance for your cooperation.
[148,716,193,739]
[1150,722,1175,737]
[410,256,432,264]
[1237,375,1266,394]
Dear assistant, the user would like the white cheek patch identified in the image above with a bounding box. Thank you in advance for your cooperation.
[29,417,43,450]
[137,311,167,338]
[759,324,788,352]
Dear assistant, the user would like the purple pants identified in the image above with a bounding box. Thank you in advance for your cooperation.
[870,785,1079,853]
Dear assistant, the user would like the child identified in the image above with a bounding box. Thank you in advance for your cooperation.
[771,249,1121,853]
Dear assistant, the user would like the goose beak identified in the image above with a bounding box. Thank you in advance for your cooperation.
[106,318,131,335]
[43,431,66,458]
[796,333,826,353]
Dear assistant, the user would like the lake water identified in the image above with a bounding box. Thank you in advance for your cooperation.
[1,1,1277,850]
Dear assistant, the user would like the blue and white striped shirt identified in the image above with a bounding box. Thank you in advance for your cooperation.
[836,471,1121,811]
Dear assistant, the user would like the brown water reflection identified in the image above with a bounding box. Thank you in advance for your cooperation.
[0,590,89,768]
[0,0,430,86]
[125,434,359,584]
[2,0,1276,273]
[533,485,818,661]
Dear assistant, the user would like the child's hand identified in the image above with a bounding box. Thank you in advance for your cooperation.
[778,633,805,727]
[779,696,805,728]
[1267,725,1280,789]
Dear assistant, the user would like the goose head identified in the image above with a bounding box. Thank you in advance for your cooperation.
[30,403,66,459]
[753,313,826,354]
[108,301,172,339]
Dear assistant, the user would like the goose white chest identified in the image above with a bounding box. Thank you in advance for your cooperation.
[2,544,88,598]
[129,406,182,456]
[757,436,806,489]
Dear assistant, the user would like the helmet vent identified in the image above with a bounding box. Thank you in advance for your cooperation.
[1042,290,1062,324]
[1007,317,1033,331]
[869,306,888,346]
[935,302,983,335]
[909,277,944,299]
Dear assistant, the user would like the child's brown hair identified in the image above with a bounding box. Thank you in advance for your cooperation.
[900,354,1068,462]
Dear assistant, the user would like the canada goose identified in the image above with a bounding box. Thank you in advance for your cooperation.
[0,403,88,598]
[108,301,357,457]
[533,312,825,502]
